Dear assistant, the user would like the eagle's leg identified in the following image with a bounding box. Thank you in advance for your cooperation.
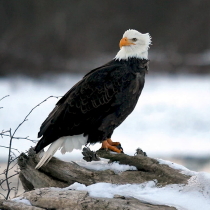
[101,139,122,153]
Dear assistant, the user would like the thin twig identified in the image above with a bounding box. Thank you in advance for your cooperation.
[0,130,11,139]
[0,95,61,199]
[0,173,19,186]
[0,192,6,199]
[0,95,9,109]
[5,129,13,199]
[7,161,18,172]
[14,171,20,197]
[10,96,61,143]
[1,130,10,134]
[0,134,37,143]
[0,180,6,191]
[0,146,20,153]
[0,95,9,102]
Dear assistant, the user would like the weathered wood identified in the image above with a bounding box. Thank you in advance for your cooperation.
[0,198,43,210]
[0,189,176,210]
[24,188,176,210]
[18,152,68,189]
[19,172,34,192]
[96,150,190,186]
[15,147,191,209]
[18,148,190,192]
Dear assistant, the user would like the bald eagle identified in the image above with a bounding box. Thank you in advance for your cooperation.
[35,29,151,169]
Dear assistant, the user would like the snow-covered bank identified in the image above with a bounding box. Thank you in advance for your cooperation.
[0,74,210,161]
[68,175,210,210]
[9,158,210,210]
[54,159,210,210]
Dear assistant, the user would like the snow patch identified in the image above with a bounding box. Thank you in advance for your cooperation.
[47,158,210,210]
[75,158,137,173]
[64,159,210,210]
[66,176,210,210]
[12,197,31,206]
[157,158,196,176]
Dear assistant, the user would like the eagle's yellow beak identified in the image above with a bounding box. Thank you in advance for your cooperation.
[119,37,135,48]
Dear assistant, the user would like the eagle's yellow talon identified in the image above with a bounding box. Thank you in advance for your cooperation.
[101,139,122,153]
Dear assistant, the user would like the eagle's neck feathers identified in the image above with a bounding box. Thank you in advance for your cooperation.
[115,48,148,60]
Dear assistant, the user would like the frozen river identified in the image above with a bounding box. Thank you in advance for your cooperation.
[0,74,210,161]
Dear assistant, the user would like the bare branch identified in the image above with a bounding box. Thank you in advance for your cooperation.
[0,95,9,102]
[0,192,6,199]
[0,146,20,153]
[5,129,13,199]
[0,95,61,199]
[0,180,6,191]
[0,173,19,187]
[0,95,9,109]
[0,130,10,138]
[0,134,37,143]
[14,172,20,197]
[10,96,61,142]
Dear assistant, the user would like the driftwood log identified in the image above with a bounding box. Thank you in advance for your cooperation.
[12,147,191,209]
[0,189,176,210]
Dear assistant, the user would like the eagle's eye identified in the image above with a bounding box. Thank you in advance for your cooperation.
[132,38,137,42]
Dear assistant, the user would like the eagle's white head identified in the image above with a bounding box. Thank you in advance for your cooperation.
[115,29,151,60]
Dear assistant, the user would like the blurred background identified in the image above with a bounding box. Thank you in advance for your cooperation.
[1,0,210,76]
[1,1,210,196]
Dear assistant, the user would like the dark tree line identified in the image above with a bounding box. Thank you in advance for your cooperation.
[0,0,210,76]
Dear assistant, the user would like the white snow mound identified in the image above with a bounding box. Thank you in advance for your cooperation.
[66,159,210,210]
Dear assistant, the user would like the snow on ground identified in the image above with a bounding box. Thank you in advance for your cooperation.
[157,158,195,176]
[67,179,210,210]
[48,159,210,210]
[8,158,210,209]
[11,197,32,206]
[0,74,210,160]
[75,158,137,173]
[10,157,210,209]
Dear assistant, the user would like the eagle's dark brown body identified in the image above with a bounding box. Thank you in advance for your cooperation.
[34,58,149,153]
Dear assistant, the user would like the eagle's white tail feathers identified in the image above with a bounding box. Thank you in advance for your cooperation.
[35,134,87,169]
[61,135,87,154]
[35,138,65,169]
